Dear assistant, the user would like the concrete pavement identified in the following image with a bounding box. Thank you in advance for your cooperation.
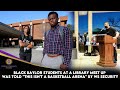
[71,52,120,70]
[0,47,120,70]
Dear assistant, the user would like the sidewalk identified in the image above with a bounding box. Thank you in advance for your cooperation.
[0,47,119,71]
[71,52,120,70]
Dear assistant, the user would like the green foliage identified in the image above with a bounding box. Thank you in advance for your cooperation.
[67,24,73,30]
[40,43,43,48]
[67,24,74,35]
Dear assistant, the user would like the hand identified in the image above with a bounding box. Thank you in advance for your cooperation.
[27,44,33,48]
[113,37,117,43]
[21,42,27,47]
[60,64,68,71]
[96,43,99,46]
[24,42,30,47]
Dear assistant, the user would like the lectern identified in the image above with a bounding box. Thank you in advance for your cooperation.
[96,34,117,67]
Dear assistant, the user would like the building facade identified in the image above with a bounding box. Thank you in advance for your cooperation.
[8,16,68,46]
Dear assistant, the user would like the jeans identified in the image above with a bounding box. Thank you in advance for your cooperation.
[117,44,120,49]
[114,47,117,63]
[19,53,32,62]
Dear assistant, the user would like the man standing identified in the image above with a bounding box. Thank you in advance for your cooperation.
[19,25,33,62]
[41,11,72,70]
[104,22,119,63]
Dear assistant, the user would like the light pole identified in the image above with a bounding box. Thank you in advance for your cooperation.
[30,21,32,36]
[42,19,45,48]
[19,22,22,31]
[9,38,12,41]
[58,18,60,25]
[10,24,12,27]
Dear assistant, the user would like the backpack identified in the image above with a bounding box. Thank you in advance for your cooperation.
[44,26,73,48]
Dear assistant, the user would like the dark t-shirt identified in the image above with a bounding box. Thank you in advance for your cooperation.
[19,35,33,54]
[105,27,116,37]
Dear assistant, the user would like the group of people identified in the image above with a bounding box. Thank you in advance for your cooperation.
[18,11,72,70]
[18,11,119,70]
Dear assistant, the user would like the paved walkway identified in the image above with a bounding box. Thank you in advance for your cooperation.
[71,52,120,70]
[0,47,120,70]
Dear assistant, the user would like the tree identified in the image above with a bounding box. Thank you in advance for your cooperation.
[108,17,120,27]
[67,24,74,35]
[93,28,106,34]
[67,24,73,30]
[108,17,120,32]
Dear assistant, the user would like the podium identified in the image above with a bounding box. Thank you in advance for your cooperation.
[96,34,117,67]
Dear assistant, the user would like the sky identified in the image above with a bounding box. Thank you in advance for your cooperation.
[2,11,120,36]
[0,11,74,25]
[79,12,120,35]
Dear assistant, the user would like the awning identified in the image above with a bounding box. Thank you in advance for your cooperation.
[0,22,21,38]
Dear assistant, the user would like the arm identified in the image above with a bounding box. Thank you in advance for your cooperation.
[27,36,34,48]
[113,31,119,39]
[18,35,27,47]
[19,40,26,47]
[112,31,119,47]
[113,31,119,40]
[27,42,33,48]
[60,27,72,70]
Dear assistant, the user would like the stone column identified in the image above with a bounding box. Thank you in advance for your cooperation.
[30,21,33,36]
[88,11,92,53]
[74,11,79,59]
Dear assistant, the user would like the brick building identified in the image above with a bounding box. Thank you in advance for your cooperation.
[8,16,68,46]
